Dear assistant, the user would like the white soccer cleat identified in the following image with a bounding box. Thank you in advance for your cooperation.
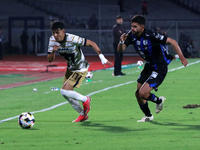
[155,96,166,114]
[137,115,154,122]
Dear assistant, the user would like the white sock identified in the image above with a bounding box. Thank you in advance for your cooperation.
[64,97,84,116]
[60,89,87,102]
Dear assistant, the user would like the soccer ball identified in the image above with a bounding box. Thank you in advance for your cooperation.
[18,112,35,129]
[85,71,93,79]
[175,54,179,59]
[137,60,144,66]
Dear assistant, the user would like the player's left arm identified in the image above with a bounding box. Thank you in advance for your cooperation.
[166,37,188,67]
[85,39,113,67]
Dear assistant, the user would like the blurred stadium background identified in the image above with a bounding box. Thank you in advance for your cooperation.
[0,0,200,57]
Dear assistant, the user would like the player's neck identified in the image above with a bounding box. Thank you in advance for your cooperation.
[58,34,66,43]
[137,29,145,38]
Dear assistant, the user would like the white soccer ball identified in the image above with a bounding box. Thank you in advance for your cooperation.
[175,54,179,59]
[137,60,143,66]
[85,71,93,79]
[18,112,35,129]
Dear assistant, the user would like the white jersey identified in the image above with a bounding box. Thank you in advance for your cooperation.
[48,33,89,72]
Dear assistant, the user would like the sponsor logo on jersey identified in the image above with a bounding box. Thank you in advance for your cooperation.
[58,47,71,53]
[137,40,141,45]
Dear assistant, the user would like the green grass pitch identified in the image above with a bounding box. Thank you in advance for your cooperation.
[0,59,200,150]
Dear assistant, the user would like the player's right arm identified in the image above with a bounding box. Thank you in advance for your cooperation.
[47,36,59,63]
[117,33,128,52]
[47,45,59,63]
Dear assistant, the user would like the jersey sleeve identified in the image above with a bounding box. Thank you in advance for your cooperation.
[151,31,167,45]
[48,36,60,54]
[67,34,86,46]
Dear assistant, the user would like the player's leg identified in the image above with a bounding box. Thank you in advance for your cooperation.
[60,69,91,119]
[61,82,88,102]
[138,82,162,104]
[140,69,167,113]
[114,45,121,75]
[63,95,89,122]
[136,82,153,122]
[60,69,89,102]
[140,82,166,114]
[64,96,84,115]
[136,64,154,122]
[65,97,89,122]
[60,81,91,119]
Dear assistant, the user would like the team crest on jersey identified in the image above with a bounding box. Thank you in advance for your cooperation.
[143,40,148,46]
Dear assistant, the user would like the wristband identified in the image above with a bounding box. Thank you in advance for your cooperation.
[119,41,125,44]
[99,54,108,64]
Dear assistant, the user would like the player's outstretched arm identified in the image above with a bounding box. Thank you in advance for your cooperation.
[86,39,113,67]
[166,37,188,67]
[85,39,101,54]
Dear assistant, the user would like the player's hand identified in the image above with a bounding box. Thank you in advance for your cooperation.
[53,45,59,51]
[99,54,113,67]
[180,57,188,67]
[120,33,128,42]
[103,60,113,67]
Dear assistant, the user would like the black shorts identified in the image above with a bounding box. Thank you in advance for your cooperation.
[137,63,168,89]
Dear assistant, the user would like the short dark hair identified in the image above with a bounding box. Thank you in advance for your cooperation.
[131,15,146,25]
[51,21,65,30]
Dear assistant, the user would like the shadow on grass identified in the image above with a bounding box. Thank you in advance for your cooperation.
[150,121,200,130]
[80,121,148,133]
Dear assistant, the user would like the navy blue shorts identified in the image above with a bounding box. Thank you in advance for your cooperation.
[137,63,168,89]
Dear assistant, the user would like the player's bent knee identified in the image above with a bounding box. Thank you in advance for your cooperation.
[60,89,65,95]
[135,90,139,96]
[60,89,74,99]
[138,90,148,99]
[60,89,69,97]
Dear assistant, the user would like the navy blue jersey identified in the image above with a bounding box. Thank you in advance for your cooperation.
[124,29,173,69]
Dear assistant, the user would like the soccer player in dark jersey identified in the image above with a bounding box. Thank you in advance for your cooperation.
[117,15,188,122]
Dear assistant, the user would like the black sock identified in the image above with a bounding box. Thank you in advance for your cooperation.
[139,102,152,117]
[147,93,162,104]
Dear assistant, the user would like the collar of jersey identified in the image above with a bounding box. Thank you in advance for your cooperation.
[58,34,67,44]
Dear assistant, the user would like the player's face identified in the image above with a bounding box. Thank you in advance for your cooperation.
[52,28,65,42]
[131,22,144,37]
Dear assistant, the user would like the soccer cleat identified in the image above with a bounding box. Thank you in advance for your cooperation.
[72,115,88,122]
[155,96,166,114]
[137,115,154,122]
[83,115,89,121]
[82,96,91,115]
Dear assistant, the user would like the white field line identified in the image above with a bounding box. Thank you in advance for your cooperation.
[0,60,199,124]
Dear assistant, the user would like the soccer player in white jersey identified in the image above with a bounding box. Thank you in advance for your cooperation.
[47,21,113,122]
